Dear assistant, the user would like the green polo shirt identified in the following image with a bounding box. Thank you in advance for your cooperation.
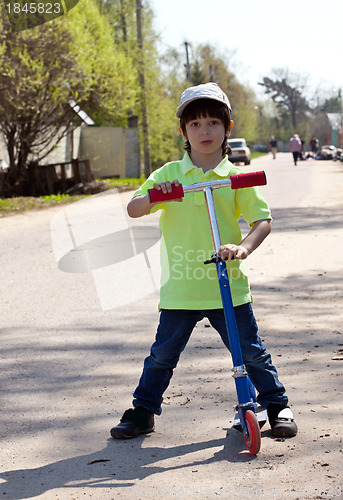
[132,153,271,310]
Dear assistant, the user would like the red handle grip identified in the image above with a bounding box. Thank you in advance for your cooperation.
[230,171,267,189]
[148,183,184,203]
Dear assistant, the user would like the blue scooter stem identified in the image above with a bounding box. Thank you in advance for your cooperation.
[215,260,252,406]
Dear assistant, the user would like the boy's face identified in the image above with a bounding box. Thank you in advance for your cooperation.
[180,115,227,157]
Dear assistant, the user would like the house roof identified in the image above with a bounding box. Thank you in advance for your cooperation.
[69,100,94,126]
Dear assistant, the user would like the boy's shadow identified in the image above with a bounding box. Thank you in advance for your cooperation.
[0,428,263,498]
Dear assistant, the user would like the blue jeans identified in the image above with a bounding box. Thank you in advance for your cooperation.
[133,303,288,415]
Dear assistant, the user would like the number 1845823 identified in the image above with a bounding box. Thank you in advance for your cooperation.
[6,3,62,14]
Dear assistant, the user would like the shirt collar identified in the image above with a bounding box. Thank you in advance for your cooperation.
[179,152,197,174]
[212,156,234,177]
[180,153,234,177]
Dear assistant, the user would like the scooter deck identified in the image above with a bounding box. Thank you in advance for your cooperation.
[233,405,267,431]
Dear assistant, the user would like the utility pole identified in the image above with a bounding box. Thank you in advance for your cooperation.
[136,0,151,177]
[120,0,127,44]
[184,42,191,82]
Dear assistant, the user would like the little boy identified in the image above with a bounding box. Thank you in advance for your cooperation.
[111,82,297,440]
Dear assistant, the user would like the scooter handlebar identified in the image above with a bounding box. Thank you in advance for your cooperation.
[148,184,184,203]
[147,170,267,202]
[229,170,267,189]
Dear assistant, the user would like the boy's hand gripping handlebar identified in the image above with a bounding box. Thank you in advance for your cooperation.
[148,170,267,203]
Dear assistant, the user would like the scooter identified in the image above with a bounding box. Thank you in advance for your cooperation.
[148,170,268,455]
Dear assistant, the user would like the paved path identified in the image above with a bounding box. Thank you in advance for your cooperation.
[0,153,342,499]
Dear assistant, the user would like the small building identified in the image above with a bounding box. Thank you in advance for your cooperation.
[0,102,140,179]
[327,113,342,147]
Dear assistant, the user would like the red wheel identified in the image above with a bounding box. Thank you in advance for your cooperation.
[243,410,261,455]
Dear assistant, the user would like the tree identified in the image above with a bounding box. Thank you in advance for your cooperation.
[0,0,136,196]
[321,95,342,113]
[258,68,310,129]
[191,60,207,86]
[187,44,260,143]
[93,4,264,170]
[99,0,182,170]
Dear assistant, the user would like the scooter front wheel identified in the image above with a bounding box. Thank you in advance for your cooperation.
[243,410,261,455]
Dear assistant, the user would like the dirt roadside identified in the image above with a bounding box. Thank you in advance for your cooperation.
[0,153,342,500]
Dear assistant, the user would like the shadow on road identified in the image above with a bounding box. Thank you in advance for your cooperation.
[0,430,261,498]
[269,205,343,232]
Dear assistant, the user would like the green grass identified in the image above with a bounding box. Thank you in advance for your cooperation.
[0,193,88,214]
[102,176,145,190]
[0,177,146,216]
[251,152,268,160]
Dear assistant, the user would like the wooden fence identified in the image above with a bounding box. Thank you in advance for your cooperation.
[28,159,93,196]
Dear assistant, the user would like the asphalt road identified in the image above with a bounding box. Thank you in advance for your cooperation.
[1,152,342,499]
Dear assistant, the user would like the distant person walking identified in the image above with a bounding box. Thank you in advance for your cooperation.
[288,134,302,166]
[269,136,278,159]
[310,136,319,155]
[300,137,305,156]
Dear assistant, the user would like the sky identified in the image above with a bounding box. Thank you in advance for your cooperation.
[148,0,343,101]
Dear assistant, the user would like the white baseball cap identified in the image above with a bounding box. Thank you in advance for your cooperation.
[176,82,231,118]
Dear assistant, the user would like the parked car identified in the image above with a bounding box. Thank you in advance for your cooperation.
[253,144,268,153]
[318,145,337,160]
[336,148,343,162]
[228,138,251,165]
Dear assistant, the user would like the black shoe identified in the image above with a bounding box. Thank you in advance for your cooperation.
[268,403,297,437]
[110,407,155,439]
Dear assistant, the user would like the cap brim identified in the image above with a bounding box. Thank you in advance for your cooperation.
[176,96,230,118]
